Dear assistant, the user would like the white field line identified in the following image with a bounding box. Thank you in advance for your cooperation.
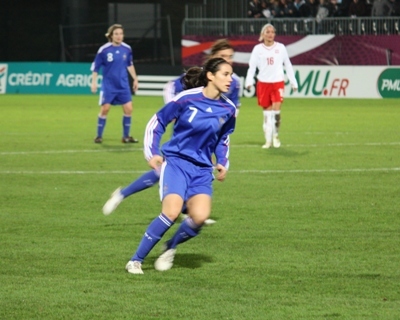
[0,168,399,175]
[0,149,142,156]
[1,141,399,156]
[239,142,400,148]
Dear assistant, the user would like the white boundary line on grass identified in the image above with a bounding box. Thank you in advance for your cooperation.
[243,142,400,148]
[1,168,399,175]
[0,149,143,155]
[1,141,400,156]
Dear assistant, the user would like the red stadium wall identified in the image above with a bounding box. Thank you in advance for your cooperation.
[182,35,400,67]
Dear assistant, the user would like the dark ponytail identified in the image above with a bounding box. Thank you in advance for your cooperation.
[181,57,229,90]
[181,67,204,90]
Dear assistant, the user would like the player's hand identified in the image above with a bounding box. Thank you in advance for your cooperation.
[292,86,298,92]
[215,164,227,182]
[91,84,97,94]
[133,79,139,92]
[148,155,163,170]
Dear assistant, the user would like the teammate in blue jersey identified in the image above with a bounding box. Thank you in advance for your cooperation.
[102,39,241,223]
[162,73,185,104]
[163,39,241,109]
[91,24,139,144]
[122,57,237,274]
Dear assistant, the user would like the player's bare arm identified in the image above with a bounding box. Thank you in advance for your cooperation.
[128,65,139,92]
[91,72,98,93]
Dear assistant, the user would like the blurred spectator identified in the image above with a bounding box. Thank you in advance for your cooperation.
[293,0,312,16]
[348,0,368,16]
[330,0,342,16]
[392,0,400,15]
[307,0,320,17]
[270,0,286,17]
[248,0,264,17]
[261,0,273,18]
[316,0,332,21]
[371,0,394,15]
[316,0,333,32]
[337,0,353,15]
[281,0,297,16]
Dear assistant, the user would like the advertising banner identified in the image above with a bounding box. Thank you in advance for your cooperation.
[282,66,400,99]
[182,35,400,66]
[237,66,400,99]
[0,63,399,98]
[0,62,96,94]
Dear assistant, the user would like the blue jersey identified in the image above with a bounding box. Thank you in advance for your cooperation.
[227,73,241,108]
[144,87,237,168]
[91,42,133,93]
[163,74,185,104]
[163,73,241,108]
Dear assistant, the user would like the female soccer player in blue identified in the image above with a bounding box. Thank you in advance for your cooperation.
[91,24,139,144]
[123,57,237,274]
[102,39,241,224]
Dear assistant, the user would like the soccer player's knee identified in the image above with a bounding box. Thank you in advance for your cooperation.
[100,107,110,116]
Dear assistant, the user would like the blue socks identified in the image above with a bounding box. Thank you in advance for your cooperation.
[97,115,131,138]
[131,213,174,263]
[97,116,106,137]
[121,170,160,198]
[166,217,201,249]
[130,215,203,263]
[122,115,131,137]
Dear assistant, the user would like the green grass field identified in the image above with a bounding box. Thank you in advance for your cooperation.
[1,95,399,319]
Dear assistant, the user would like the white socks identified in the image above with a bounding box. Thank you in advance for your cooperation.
[263,110,275,144]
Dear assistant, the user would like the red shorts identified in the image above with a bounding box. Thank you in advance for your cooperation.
[256,81,284,108]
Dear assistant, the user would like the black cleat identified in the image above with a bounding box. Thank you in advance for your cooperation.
[94,137,103,143]
[122,136,139,143]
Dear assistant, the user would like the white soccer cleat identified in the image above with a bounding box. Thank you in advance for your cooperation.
[125,260,144,274]
[204,219,216,225]
[181,214,216,226]
[273,135,281,148]
[154,248,176,271]
[262,142,272,149]
[102,187,124,215]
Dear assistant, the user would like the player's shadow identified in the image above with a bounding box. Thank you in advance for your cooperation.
[175,253,214,269]
[147,253,214,270]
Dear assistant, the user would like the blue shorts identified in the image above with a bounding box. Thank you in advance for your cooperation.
[159,157,214,202]
[99,90,132,106]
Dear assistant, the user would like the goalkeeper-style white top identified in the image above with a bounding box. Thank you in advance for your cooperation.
[245,41,298,89]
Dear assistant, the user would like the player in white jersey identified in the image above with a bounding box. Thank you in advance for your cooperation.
[122,58,236,274]
[245,23,298,149]
[91,24,139,144]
